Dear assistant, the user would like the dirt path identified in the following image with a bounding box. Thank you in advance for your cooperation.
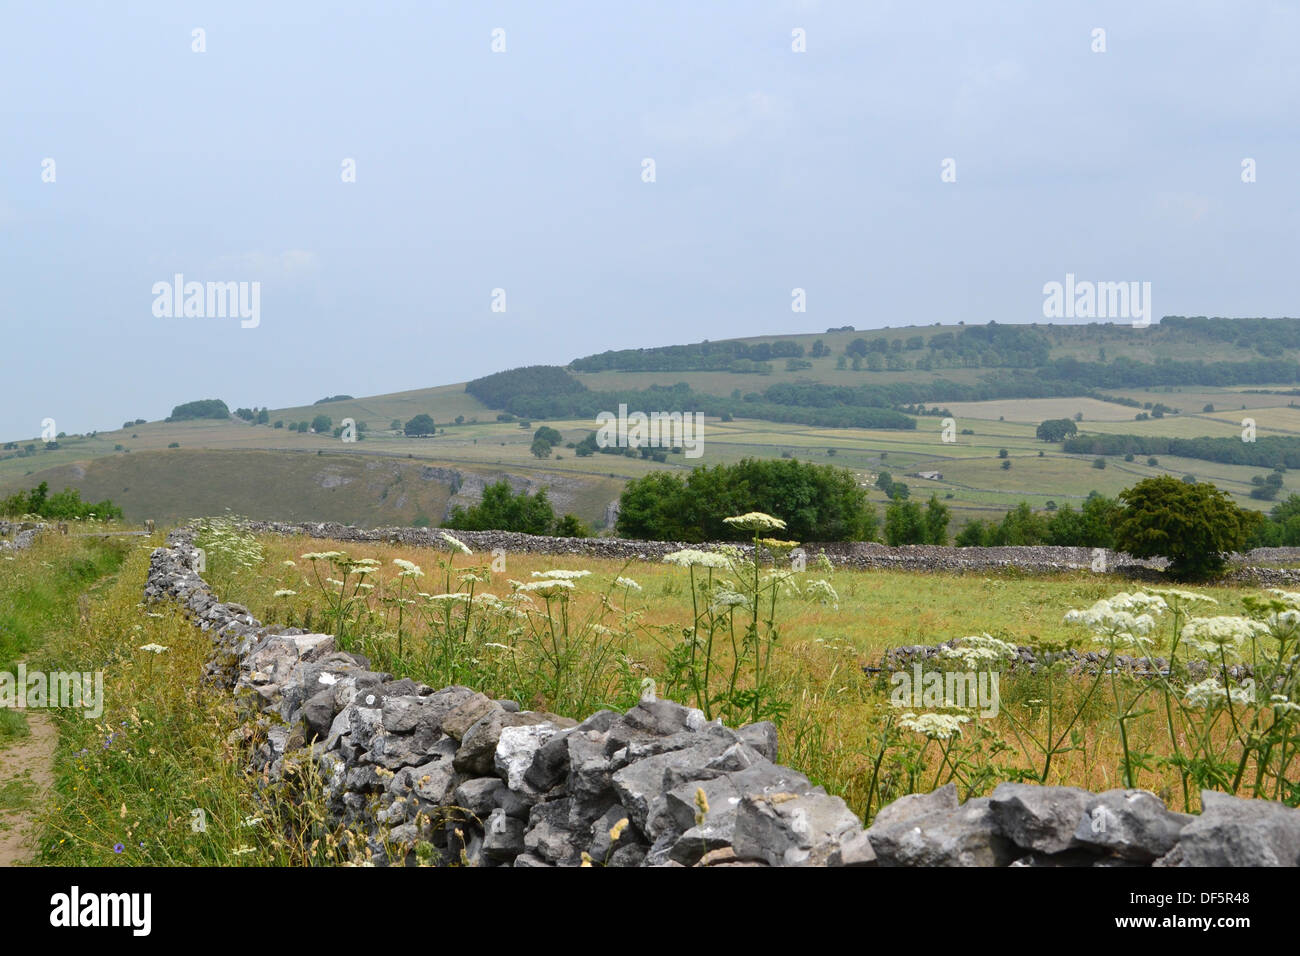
[0,709,57,866]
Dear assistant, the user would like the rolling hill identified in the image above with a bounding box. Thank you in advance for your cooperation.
[6,317,1300,529]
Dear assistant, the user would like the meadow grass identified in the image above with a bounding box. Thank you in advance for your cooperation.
[215,531,1296,820]
[0,533,368,866]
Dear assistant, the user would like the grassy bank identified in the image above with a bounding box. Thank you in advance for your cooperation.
[1,533,359,866]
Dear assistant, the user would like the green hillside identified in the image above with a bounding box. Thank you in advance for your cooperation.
[5,317,1300,530]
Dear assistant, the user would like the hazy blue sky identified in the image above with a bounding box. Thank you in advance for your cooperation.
[3,1,1297,439]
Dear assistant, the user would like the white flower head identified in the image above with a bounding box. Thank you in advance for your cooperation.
[439,532,472,556]
[722,512,787,532]
[614,576,642,592]
[138,643,170,654]
[1180,616,1269,650]
[898,712,970,740]
[941,633,1020,667]
[663,549,730,569]
[1183,677,1255,708]
[804,578,839,609]
[531,569,591,580]
[516,579,576,596]
[393,558,424,578]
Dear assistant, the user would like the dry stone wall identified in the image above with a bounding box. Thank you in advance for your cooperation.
[237,520,1300,584]
[142,525,1300,866]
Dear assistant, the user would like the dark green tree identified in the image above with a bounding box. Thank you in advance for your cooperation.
[404,414,436,437]
[1114,476,1257,579]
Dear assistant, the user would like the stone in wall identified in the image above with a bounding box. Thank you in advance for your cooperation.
[142,523,1300,866]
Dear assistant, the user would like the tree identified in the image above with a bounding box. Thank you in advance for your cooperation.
[1114,476,1256,579]
[885,498,926,545]
[444,481,556,535]
[311,414,333,434]
[923,495,950,545]
[534,426,562,446]
[404,414,436,437]
[531,438,552,458]
[616,457,878,542]
[553,514,591,538]
[998,448,1009,458]
[1036,418,1078,442]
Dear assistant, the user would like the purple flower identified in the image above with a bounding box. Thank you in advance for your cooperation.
[113,843,124,854]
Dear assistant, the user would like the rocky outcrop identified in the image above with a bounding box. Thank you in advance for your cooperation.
[143,527,1300,866]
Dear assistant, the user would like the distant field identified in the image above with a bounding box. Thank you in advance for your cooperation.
[6,318,1299,531]
[944,397,1136,423]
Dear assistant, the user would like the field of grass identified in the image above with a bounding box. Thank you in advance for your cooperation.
[203,528,1298,817]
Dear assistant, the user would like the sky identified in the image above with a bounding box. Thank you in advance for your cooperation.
[2,0,1298,440]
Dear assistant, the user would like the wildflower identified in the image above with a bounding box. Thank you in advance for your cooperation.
[609,818,629,843]
[426,593,471,605]
[282,560,296,567]
[113,843,124,854]
[898,712,970,740]
[1063,598,1159,651]
[941,633,1020,667]
[580,852,594,867]
[1149,587,1217,606]
[138,643,170,654]
[439,532,472,555]
[273,589,297,598]
[241,816,263,828]
[393,558,424,578]
[693,788,710,825]
[614,576,642,592]
[709,588,750,613]
[723,512,787,532]
[1180,616,1269,651]
[1183,678,1255,708]
[531,569,591,580]
[757,537,800,552]
[516,579,576,597]
[804,578,839,609]
[231,846,257,856]
[1270,695,1300,714]
[1267,588,1300,607]
[662,549,729,569]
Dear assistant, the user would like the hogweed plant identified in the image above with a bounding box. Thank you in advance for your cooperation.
[654,513,830,727]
